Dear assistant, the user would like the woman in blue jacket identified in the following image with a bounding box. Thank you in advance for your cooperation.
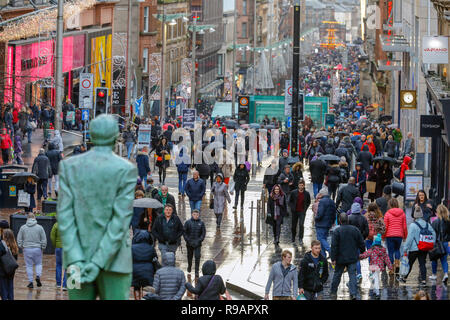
[132,230,158,300]
[136,146,151,188]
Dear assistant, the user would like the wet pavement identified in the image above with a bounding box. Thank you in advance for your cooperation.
[1,150,449,300]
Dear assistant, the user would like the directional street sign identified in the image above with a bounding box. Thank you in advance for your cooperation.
[82,109,90,121]
[169,100,176,108]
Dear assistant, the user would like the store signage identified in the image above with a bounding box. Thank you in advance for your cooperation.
[182,109,196,129]
[423,36,449,64]
[137,124,152,149]
[79,73,94,109]
[21,56,49,71]
[420,115,443,137]
[285,80,292,116]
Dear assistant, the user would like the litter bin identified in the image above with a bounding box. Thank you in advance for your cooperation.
[10,213,57,255]
[0,165,28,209]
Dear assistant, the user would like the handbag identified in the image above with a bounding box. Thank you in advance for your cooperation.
[0,241,19,276]
[219,290,232,300]
[17,189,31,207]
[209,196,214,210]
[394,168,401,180]
[399,254,410,277]
[429,221,447,261]
[366,181,376,194]
[164,154,171,161]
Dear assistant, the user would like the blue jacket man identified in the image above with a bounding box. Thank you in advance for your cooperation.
[315,190,336,257]
[185,171,206,212]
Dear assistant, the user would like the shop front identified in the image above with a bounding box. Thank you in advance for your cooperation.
[425,77,450,208]
[4,33,85,110]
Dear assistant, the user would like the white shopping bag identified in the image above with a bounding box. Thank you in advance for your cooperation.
[17,189,30,207]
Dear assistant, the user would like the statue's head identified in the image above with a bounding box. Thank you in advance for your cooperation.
[90,114,119,147]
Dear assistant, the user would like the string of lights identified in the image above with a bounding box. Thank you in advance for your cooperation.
[0,0,96,42]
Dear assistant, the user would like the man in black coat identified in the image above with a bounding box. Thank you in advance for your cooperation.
[330,213,365,300]
[152,204,183,259]
[357,144,373,173]
[298,240,329,300]
[32,148,52,201]
[336,177,360,212]
[309,156,327,198]
[288,180,311,245]
[45,142,63,198]
[153,185,177,216]
[183,209,206,278]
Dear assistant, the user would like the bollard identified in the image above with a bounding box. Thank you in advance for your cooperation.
[257,200,261,249]
[249,201,254,242]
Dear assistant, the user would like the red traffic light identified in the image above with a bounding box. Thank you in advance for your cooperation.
[98,91,105,98]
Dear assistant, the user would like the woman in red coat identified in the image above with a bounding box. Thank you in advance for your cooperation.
[361,135,376,156]
[0,128,12,164]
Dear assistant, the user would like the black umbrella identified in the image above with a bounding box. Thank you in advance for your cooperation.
[224,120,239,129]
[379,115,392,122]
[10,172,38,185]
[373,156,396,164]
[336,131,349,135]
[356,118,370,126]
[319,154,341,162]
[249,123,261,129]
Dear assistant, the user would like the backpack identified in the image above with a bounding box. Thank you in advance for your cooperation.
[414,221,435,251]
[245,161,251,171]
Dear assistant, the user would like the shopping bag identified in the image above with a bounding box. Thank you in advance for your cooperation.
[17,189,30,207]
[366,181,376,194]
[296,294,307,300]
[399,254,409,277]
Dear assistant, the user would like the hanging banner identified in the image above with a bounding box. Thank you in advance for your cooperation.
[423,36,449,64]
[182,109,196,129]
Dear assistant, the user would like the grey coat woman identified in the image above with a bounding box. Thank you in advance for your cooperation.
[211,173,231,229]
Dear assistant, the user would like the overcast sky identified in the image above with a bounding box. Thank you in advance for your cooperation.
[223,0,234,12]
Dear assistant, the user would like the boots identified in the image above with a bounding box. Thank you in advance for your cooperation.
[394,259,400,274]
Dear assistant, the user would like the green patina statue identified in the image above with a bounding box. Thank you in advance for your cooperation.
[57,114,137,300]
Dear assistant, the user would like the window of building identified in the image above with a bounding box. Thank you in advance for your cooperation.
[243,0,247,15]
[242,22,247,38]
[143,7,149,32]
[217,54,223,76]
[142,48,149,73]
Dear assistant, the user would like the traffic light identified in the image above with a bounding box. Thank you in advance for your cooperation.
[94,87,109,117]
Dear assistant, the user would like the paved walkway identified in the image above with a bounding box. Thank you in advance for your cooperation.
[1,149,448,300]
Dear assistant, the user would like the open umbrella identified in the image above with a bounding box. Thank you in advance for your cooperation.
[224,120,239,129]
[356,118,370,126]
[388,124,398,129]
[313,131,330,138]
[373,156,396,164]
[319,154,341,162]
[10,172,38,186]
[265,124,276,130]
[133,198,163,209]
[249,123,261,129]
[379,115,392,122]
[162,123,174,131]
[240,124,250,129]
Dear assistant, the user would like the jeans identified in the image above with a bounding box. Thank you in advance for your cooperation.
[189,200,202,213]
[215,213,223,227]
[0,277,14,300]
[431,242,449,274]
[23,247,43,282]
[187,245,201,276]
[37,178,48,200]
[272,218,283,242]
[48,174,59,196]
[405,250,428,281]
[234,187,245,207]
[158,243,178,260]
[125,141,134,159]
[1,148,9,164]
[356,261,361,277]
[316,227,331,256]
[178,172,187,195]
[139,175,148,189]
[331,262,357,297]
[313,183,323,198]
[27,129,32,143]
[386,237,403,264]
[292,211,306,242]
[55,248,67,287]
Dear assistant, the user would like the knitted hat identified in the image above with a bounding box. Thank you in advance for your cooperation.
[319,187,329,196]
[373,233,382,246]
[282,149,288,154]
[0,220,9,229]
[383,185,392,195]
[413,206,423,219]
[351,203,361,214]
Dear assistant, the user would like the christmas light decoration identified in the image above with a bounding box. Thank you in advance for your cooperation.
[0,0,96,42]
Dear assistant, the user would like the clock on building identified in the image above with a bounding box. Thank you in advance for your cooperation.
[400,90,417,109]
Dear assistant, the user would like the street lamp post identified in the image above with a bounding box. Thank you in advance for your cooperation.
[160,8,167,122]
[231,0,237,118]
[190,17,197,109]
[54,0,64,130]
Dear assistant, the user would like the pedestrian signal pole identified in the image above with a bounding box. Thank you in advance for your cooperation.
[291,0,300,158]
